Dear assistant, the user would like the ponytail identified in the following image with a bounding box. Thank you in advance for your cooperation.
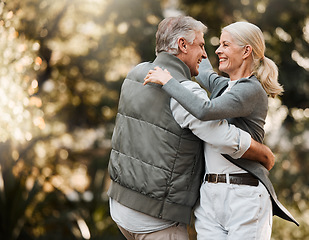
[254,56,284,98]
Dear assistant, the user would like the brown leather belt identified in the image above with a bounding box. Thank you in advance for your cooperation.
[205,173,259,187]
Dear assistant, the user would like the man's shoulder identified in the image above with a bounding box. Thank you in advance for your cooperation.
[127,61,155,80]
[129,61,153,73]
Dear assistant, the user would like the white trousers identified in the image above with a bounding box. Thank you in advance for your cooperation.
[194,181,272,240]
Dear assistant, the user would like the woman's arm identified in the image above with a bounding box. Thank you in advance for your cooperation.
[195,58,227,92]
[143,58,225,91]
[144,64,260,121]
[164,78,260,120]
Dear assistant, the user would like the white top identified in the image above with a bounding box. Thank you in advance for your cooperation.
[110,80,251,233]
[224,79,237,93]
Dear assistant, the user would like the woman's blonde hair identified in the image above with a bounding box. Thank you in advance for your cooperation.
[223,22,283,98]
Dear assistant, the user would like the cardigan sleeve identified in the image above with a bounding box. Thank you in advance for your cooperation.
[195,58,229,92]
[162,76,262,121]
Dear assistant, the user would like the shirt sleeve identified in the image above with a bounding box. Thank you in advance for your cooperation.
[170,81,251,159]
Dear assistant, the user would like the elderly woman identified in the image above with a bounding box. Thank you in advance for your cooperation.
[144,22,297,239]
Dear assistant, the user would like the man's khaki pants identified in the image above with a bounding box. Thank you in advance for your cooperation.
[117,223,189,240]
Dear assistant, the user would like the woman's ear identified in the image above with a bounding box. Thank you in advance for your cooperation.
[243,45,253,59]
[178,37,188,53]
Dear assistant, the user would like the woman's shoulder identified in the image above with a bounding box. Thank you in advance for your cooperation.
[236,76,267,95]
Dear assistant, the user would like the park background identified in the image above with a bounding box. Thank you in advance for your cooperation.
[0,0,308,239]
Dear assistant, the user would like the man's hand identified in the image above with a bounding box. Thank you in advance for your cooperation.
[242,138,275,170]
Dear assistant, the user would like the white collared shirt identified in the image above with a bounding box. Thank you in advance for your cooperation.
[204,79,246,174]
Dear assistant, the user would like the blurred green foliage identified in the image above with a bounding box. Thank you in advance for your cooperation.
[0,0,308,239]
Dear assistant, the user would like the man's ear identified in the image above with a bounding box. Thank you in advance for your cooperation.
[243,45,253,59]
[177,37,188,53]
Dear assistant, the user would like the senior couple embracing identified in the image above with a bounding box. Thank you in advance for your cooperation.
[107,15,298,240]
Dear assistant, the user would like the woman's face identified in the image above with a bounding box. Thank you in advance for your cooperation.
[215,30,246,77]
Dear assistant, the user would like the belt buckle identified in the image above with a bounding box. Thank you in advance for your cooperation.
[213,174,219,183]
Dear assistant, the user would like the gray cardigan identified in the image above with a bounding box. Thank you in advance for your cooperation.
[161,58,299,226]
